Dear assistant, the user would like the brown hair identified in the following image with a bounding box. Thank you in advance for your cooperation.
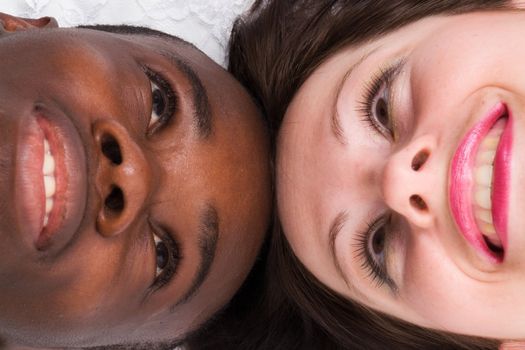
[228,0,513,349]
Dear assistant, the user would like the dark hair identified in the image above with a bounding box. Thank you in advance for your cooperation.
[228,0,514,349]
[77,24,196,50]
[186,225,350,350]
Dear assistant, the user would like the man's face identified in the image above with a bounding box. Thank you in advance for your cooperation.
[0,15,272,347]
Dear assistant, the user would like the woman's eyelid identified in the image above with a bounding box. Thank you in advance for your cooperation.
[379,212,406,293]
[386,59,408,140]
[357,212,398,292]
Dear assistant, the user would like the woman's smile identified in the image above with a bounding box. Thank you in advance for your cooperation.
[449,102,512,263]
[276,10,525,339]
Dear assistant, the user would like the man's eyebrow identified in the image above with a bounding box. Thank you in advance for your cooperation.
[159,51,213,138]
[171,205,219,311]
[331,48,378,145]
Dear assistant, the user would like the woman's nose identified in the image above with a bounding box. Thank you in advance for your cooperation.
[381,135,437,229]
[92,119,151,237]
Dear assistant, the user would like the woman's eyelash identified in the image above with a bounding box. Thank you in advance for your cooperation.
[356,61,404,139]
[142,66,178,134]
[353,215,396,291]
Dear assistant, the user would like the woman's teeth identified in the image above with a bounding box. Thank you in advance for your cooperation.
[43,139,56,228]
[473,118,506,250]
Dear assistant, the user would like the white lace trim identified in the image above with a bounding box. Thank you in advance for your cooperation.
[0,0,254,66]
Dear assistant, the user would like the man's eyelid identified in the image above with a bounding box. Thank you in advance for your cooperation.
[140,65,178,136]
[147,219,181,292]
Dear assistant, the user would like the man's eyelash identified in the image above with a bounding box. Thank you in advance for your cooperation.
[353,216,396,290]
[142,66,178,133]
[149,222,181,292]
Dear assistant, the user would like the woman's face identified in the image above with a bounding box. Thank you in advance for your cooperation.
[277,9,525,339]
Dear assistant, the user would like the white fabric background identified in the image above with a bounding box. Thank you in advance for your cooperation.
[0,0,254,66]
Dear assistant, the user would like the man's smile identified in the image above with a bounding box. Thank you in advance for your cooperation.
[14,104,87,251]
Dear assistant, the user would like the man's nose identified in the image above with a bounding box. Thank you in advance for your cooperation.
[93,120,151,237]
[381,135,437,229]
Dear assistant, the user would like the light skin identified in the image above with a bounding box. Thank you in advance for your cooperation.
[0,14,272,348]
[277,7,525,343]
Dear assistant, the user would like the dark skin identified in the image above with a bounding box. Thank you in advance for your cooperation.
[0,14,272,348]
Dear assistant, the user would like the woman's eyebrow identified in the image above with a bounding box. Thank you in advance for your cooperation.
[328,210,371,302]
[330,47,380,145]
[329,210,350,281]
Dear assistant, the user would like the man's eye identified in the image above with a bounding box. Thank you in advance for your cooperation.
[150,81,166,129]
[150,223,182,290]
[153,233,169,277]
[143,67,178,134]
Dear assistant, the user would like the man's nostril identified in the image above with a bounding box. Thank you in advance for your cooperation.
[411,150,429,171]
[101,134,122,165]
[105,186,125,213]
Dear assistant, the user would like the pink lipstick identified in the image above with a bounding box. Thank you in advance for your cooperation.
[449,102,512,262]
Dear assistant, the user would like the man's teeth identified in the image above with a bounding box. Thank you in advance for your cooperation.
[43,139,56,228]
[473,119,505,249]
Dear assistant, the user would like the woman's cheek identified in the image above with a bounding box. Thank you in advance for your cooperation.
[398,234,458,315]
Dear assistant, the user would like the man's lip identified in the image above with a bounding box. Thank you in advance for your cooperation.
[14,105,87,251]
[449,102,511,263]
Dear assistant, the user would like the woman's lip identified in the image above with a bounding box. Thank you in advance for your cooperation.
[14,106,87,252]
[449,102,509,263]
[492,112,512,251]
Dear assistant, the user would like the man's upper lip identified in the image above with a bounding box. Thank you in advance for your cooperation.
[449,102,510,263]
[14,104,88,252]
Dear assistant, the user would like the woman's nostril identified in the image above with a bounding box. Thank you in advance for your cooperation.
[105,186,125,213]
[410,194,428,211]
[411,150,429,171]
[101,134,122,165]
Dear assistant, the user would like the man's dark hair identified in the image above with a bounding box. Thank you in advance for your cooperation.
[226,0,514,349]
[77,24,196,50]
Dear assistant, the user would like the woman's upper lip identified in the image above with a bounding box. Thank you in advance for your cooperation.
[14,105,88,252]
[449,102,511,263]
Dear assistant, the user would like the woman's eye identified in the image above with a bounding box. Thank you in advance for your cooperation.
[369,224,386,263]
[370,225,386,258]
[355,214,396,290]
[370,82,393,135]
[359,61,405,141]
[153,233,169,278]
